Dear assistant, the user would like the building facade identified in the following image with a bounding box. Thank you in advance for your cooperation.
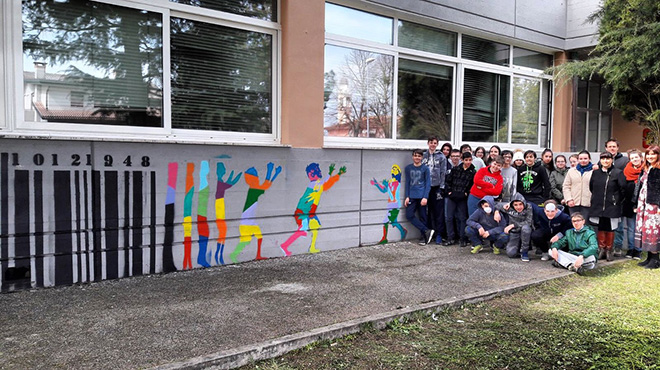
[0,0,642,291]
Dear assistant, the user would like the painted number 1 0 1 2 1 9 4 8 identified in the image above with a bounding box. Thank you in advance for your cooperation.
[9,153,151,167]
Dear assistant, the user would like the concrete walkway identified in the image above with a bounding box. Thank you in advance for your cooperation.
[1,241,612,369]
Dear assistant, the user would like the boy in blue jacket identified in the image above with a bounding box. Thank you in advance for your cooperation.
[466,196,509,254]
[405,149,434,245]
[531,200,572,261]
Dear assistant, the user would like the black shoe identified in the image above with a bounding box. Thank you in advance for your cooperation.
[632,249,642,260]
[645,258,660,269]
[418,236,426,245]
[551,260,561,268]
[425,229,436,245]
[625,249,634,259]
[442,239,456,246]
[638,255,651,266]
[459,240,467,248]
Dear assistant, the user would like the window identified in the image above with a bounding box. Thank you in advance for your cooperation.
[572,79,612,152]
[511,77,540,144]
[462,36,510,66]
[398,59,453,140]
[15,0,278,141]
[462,69,509,142]
[22,0,163,127]
[398,21,456,56]
[512,47,553,70]
[325,3,393,44]
[323,45,393,138]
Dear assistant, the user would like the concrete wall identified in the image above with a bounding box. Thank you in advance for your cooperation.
[0,139,419,292]
[565,0,601,50]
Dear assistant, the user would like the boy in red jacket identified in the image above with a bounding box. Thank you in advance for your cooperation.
[467,155,504,216]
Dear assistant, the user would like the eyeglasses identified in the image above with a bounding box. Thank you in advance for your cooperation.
[571,219,585,223]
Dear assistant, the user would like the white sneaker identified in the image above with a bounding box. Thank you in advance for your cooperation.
[541,253,550,261]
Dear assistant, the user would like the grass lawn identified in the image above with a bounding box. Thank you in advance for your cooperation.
[244,261,660,370]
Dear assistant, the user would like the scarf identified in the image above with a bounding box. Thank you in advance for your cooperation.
[576,162,593,175]
[623,161,642,182]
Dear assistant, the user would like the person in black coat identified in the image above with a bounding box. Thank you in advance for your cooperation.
[443,151,476,247]
[589,151,626,261]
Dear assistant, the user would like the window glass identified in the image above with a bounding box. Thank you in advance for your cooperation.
[397,59,453,140]
[540,80,551,148]
[397,21,456,56]
[323,44,394,138]
[462,35,510,66]
[325,3,393,44]
[577,79,588,108]
[22,0,163,127]
[512,47,552,70]
[170,18,272,132]
[600,114,611,149]
[572,111,587,152]
[601,86,611,110]
[170,0,276,21]
[588,112,598,151]
[511,77,539,144]
[462,69,509,142]
[588,81,600,110]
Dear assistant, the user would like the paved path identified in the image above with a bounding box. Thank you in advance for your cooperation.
[1,242,602,369]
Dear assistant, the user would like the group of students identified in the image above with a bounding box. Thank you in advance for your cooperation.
[403,136,660,274]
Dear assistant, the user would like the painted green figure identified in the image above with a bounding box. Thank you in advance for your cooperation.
[229,162,281,263]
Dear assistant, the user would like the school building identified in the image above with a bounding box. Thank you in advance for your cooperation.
[0,0,644,291]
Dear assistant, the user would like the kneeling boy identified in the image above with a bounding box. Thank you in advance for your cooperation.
[496,193,533,261]
[466,196,509,254]
[549,212,598,275]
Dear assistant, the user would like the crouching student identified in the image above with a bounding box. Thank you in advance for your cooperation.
[496,193,533,261]
[531,200,572,261]
[549,212,598,275]
[466,196,509,254]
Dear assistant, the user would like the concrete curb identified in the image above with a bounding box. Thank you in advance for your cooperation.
[151,273,566,370]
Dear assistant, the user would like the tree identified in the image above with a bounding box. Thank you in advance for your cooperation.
[551,0,660,143]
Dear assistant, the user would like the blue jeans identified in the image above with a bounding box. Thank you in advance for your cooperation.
[467,194,481,218]
[445,197,468,241]
[405,198,428,234]
[465,225,509,248]
[626,216,641,251]
[614,217,624,249]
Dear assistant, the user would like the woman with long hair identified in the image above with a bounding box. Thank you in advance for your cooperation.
[622,149,644,259]
[485,145,501,166]
[589,151,626,261]
[563,150,594,221]
[541,148,555,176]
[635,145,660,269]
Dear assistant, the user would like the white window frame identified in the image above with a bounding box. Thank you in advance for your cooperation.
[4,0,281,145]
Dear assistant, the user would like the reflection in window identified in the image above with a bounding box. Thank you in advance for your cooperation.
[324,45,394,138]
[170,18,272,132]
[462,69,509,142]
[22,0,163,127]
[572,79,612,151]
[325,3,393,44]
[170,0,277,21]
[397,59,453,140]
[462,36,510,66]
[398,21,456,56]
[512,47,552,70]
[512,78,540,144]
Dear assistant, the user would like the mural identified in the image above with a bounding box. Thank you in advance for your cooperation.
[370,164,407,244]
[0,143,407,292]
[280,163,346,255]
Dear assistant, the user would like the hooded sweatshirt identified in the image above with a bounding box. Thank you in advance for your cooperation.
[496,193,533,233]
[517,160,551,205]
[466,196,507,234]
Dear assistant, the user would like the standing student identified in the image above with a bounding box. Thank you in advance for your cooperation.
[485,145,501,166]
[589,151,626,261]
[422,137,447,244]
[443,151,476,247]
[635,145,660,269]
[563,150,594,220]
[549,155,568,205]
[569,154,579,168]
[405,149,435,245]
[462,144,486,170]
[517,150,551,208]
[512,151,525,169]
[606,138,629,256]
[623,150,643,259]
[541,148,555,176]
[468,156,504,216]
[499,150,517,203]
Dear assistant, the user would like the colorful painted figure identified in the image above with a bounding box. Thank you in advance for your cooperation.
[196,161,211,267]
[214,162,242,265]
[229,162,282,263]
[280,163,347,256]
[370,164,407,244]
[182,163,195,270]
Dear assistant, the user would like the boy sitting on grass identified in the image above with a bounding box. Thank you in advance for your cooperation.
[466,196,509,254]
[549,212,598,275]
[495,193,533,261]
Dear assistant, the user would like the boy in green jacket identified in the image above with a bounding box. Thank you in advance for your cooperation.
[549,212,598,275]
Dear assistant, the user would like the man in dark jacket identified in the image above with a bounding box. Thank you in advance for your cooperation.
[466,196,509,254]
[531,200,572,261]
[606,138,629,256]
[517,150,551,208]
[444,151,476,247]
